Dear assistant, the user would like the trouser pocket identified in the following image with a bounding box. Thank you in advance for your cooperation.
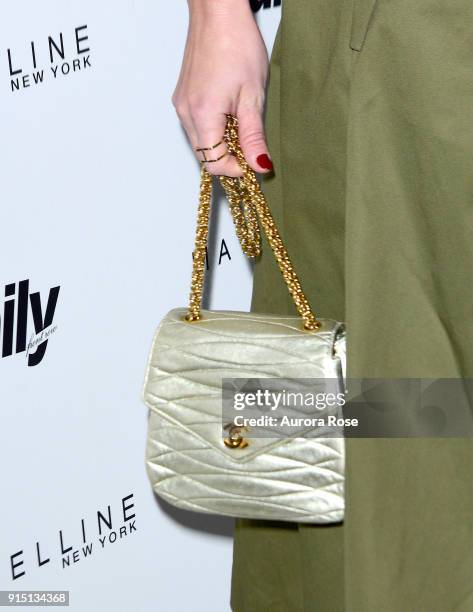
[350,0,379,51]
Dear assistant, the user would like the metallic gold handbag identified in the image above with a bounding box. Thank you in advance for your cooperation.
[142,115,346,523]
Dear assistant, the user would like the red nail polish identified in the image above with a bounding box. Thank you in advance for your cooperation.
[256,154,273,171]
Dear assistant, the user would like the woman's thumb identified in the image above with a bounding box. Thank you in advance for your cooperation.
[237,107,273,174]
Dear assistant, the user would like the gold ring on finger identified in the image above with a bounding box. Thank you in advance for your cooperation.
[194,138,229,163]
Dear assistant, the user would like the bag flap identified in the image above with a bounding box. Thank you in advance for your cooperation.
[143,308,346,463]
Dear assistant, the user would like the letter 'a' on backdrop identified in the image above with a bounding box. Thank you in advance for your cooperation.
[0,2,280,610]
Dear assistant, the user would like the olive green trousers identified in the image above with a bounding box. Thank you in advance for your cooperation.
[231,1,473,610]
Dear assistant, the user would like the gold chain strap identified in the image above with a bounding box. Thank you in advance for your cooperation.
[185,114,320,331]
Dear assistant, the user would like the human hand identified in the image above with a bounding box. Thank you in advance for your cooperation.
[172,0,272,177]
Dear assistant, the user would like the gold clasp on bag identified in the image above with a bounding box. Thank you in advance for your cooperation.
[223,423,249,449]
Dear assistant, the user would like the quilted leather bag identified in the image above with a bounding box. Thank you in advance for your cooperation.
[142,115,346,523]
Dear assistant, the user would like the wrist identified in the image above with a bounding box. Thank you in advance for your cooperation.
[188,0,252,20]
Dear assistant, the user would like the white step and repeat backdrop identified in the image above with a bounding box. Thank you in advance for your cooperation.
[0,2,280,611]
